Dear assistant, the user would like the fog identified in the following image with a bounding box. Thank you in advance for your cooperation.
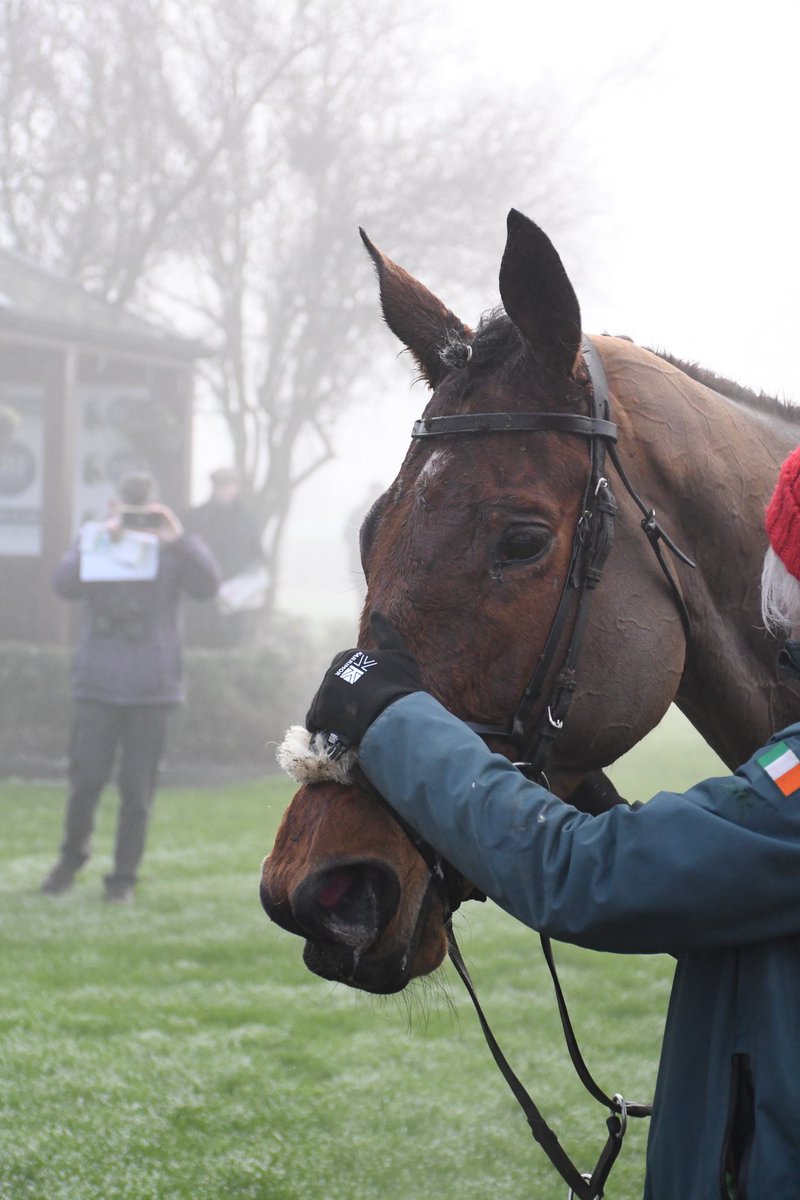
[268,0,800,625]
[4,0,799,634]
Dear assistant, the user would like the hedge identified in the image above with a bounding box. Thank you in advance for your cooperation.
[0,618,350,779]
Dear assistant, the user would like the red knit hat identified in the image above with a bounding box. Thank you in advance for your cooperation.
[766,445,800,580]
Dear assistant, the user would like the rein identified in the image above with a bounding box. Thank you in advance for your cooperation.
[355,772,651,1200]
[446,926,651,1200]
[399,338,695,1197]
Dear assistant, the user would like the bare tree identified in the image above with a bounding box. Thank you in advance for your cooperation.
[0,0,318,295]
[0,0,585,611]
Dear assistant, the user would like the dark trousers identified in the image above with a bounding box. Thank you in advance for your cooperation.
[60,700,171,885]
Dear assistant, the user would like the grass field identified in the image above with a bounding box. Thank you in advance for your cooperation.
[0,709,724,1200]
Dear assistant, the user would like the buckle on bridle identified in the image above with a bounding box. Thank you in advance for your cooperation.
[612,1093,629,1137]
[576,509,592,541]
[547,706,565,730]
[567,1175,596,1200]
[641,508,657,538]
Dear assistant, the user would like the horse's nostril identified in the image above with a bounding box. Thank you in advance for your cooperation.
[316,866,359,910]
[292,860,401,951]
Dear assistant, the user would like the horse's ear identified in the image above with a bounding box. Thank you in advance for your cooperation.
[360,228,471,388]
[499,210,582,378]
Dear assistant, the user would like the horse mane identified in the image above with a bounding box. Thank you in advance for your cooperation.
[438,314,798,421]
[652,348,798,420]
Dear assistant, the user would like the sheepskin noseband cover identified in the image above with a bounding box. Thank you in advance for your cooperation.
[276,725,358,786]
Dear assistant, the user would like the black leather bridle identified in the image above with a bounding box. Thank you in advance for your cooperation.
[402,337,696,1199]
[411,336,695,780]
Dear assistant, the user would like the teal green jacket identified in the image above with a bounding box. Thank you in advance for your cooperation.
[359,693,800,1200]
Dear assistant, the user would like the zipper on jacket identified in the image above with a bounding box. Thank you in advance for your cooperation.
[721,1052,754,1200]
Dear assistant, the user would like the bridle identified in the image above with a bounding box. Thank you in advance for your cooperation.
[398,337,696,1198]
[411,336,695,778]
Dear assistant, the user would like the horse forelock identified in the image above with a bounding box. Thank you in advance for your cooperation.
[472,310,593,388]
[424,309,589,422]
[469,308,525,369]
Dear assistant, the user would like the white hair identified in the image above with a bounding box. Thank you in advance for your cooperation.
[761,546,800,633]
[276,725,357,786]
[438,328,473,369]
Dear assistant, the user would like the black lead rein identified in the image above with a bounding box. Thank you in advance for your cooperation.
[446,926,650,1200]
[405,338,694,1197]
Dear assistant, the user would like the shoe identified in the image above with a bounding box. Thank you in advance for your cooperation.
[103,881,135,904]
[41,860,77,895]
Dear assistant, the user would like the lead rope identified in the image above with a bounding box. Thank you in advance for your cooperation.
[447,926,652,1199]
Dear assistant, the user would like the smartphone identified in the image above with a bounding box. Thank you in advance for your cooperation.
[120,506,165,530]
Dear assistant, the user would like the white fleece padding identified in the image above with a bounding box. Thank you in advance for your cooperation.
[276,725,358,786]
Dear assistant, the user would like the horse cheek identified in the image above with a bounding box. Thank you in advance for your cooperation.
[558,568,685,771]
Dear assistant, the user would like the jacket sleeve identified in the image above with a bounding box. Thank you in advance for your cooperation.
[358,692,800,955]
[174,534,222,599]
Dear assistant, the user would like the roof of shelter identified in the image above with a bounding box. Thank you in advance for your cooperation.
[0,247,207,361]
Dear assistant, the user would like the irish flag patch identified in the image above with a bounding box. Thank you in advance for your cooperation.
[757,741,800,796]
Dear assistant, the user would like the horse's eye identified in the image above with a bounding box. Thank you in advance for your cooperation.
[497,525,551,564]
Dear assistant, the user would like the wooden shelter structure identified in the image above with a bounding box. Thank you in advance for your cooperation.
[0,249,205,644]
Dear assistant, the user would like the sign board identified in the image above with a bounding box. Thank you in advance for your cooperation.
[0,392,44,557]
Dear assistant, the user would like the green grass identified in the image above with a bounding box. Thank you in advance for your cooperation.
[0,710,724,1200]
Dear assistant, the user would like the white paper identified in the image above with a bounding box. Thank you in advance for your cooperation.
[78,521,160,581]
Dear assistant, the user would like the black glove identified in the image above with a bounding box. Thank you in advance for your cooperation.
[305,612,424,755]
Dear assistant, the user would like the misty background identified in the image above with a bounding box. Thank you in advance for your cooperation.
[234,0,800,623]
[1,0,797,767]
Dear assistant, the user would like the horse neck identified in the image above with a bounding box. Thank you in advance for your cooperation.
[602,338,799,768]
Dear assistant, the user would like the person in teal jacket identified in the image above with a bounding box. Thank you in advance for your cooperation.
[303,445,800,1199]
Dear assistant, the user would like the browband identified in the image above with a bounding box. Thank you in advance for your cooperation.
[411,412,618,441]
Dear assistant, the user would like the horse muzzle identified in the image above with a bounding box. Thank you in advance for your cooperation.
[260,780,450,992]
[261,855,443,994]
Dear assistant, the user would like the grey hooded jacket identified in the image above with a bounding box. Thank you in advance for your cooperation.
[53,533,221,705]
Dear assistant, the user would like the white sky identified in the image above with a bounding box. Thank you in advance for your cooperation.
[249,1,800,622]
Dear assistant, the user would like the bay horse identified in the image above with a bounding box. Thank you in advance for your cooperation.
[261,209,799,997]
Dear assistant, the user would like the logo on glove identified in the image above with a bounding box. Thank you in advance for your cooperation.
[335,652,378,685]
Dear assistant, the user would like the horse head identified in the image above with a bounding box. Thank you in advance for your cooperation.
[261,210,690,993]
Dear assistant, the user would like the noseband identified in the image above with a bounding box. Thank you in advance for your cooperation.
[411,336,695,779]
